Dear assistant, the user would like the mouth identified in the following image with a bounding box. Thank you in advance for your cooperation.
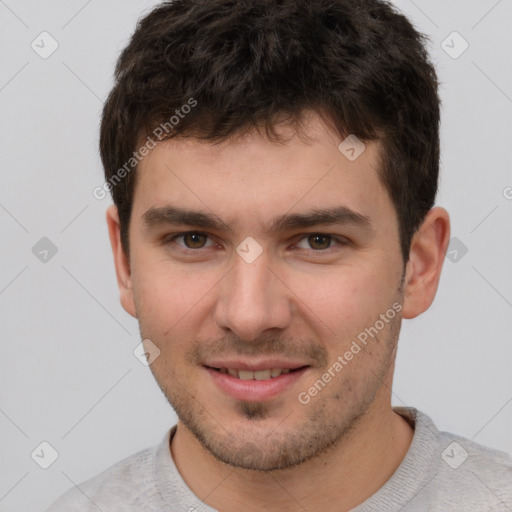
[206,366,308,380]
[203,362,311,401]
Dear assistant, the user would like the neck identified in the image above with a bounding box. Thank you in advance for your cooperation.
[170,400,414,512]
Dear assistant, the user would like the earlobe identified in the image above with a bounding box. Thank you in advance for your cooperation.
[106,205,137,318]
[401,207,451,319]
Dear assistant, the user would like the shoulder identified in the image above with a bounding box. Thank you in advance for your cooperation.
[422,421,512,510]
[392,407,512,511]
[44,442,160,512]
[437,429,512,489]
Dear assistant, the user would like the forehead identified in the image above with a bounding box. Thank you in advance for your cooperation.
[132,113,395,236]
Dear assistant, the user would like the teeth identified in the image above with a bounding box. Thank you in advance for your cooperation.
[254,369,271,380]
[238,370,254,381]
[219,367,295,380]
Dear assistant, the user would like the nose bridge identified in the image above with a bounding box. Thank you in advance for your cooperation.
[215,248,290,340]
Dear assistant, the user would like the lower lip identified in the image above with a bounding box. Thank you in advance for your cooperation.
[205,367,308,402]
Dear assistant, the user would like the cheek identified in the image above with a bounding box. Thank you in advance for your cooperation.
[132,259,201,329]
[290,265,396,342]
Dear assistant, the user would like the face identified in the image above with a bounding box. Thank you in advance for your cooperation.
[118,112,407,471]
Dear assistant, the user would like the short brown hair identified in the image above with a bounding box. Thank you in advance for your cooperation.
[99,0,440,264]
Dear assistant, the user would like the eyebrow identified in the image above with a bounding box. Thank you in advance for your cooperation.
[142,205,373,234]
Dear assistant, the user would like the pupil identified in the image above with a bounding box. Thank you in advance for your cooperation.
[309,234,330,250]
[185,233,206,248]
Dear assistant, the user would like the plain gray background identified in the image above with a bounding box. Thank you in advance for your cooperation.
[1,0,511,510]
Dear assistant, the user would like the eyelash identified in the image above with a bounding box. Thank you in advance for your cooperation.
[162,231,349,254]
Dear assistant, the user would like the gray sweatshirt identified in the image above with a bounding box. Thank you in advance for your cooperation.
[45,406,512,511]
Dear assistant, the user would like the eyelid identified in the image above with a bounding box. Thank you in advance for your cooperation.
[163,231,216,249]
[293,233,349,251]
[162,231,349,252]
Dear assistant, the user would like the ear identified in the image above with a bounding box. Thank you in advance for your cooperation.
[106,205,137,318]
[401,207,451,319]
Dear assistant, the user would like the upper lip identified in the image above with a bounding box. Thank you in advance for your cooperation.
[203,359,310,372]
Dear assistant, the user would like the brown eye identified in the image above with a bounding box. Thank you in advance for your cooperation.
[182,233,208,248]
[163,231,216,252]
[294,233,347,253]
[307,234,332,250]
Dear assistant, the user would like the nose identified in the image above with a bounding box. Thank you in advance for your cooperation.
[214,248,292,342]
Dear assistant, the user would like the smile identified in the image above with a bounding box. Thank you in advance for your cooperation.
[210,367,296,380]
[204,365,310,401]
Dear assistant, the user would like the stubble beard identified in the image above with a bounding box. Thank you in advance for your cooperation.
[147,311,402,472]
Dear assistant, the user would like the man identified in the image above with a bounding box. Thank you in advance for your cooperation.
[47,0,512,510]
